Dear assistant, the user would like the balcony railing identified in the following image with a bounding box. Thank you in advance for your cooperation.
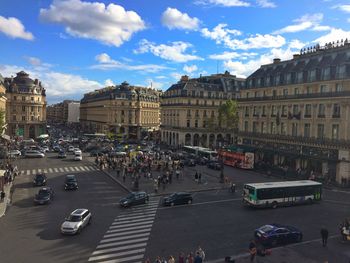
[238,90,350,102]
[237,131,350,148]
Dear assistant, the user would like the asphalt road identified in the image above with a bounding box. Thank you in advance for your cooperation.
[1,153,350,263]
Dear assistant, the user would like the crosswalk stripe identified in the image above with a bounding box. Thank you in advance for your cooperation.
[43,169,48,173]
[69,167,75,171]
[74,167,80,171]
[88,248,145,261]
[117,211,157,218]
[90,166,96,170]
[32,169,36,174]
[106,224,153,234]
[109,220,154,229]
[91,242,147,256]
[100,233,150,244]
[54,168,59,172]
[114,214,156,222]
[80,166,86,171]
[89,253,144,263]
[48,168,53,173]
[130,207,158,213]
[96,238,149,250]
[84,166,91,171]
[26,170,30,175]
[38,169,42,173]
[112,217,154,226]
[104,228,151,238]
[64,167,69,172]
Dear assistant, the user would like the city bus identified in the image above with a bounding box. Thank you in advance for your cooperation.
[219,149,254,169]
[243,180,322,208]
[182,146,217,160]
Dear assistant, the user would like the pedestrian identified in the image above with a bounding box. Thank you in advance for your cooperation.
[194,252,202,263]
[168,255,175,263]
[145,258,151,263]
[197,247,205,261]
[320,227,329,246]
[154,256,162,263]
[195,171,198,182]
[179,252,185,263]
[186,253,194,263]
[198,173,202,184]
[249,240,257,262]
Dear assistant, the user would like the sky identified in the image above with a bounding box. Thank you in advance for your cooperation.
[0,0,350,104]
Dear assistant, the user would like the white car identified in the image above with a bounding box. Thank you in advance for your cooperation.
[68,146,75,152]
[25,150,45,158]
[61,209,92,235]
[74,148,82,155]
[41,146,50,152]
[74,153,82,161]
[8,150,21,158]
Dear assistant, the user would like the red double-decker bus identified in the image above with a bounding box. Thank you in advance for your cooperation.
[219,149,254,169]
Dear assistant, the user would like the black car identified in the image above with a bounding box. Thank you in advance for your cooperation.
[34,187,54,205]
[163,192,193,206]
[64,174,78,190]
[58,151,67,158]
[207,161,221,170]
[119,192,149,207]
[90,150,103,157]
[33,173,47,186]
[184,159,196,167]
[254,224,303,247]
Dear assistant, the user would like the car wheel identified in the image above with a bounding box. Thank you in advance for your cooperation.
[77,227,82,234]
[170,202,175,207]
[187,199,192,205]
[272,201,278,209]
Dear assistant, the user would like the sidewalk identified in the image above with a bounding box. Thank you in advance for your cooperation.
[0,182,12,218]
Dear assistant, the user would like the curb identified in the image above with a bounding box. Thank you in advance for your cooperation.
[100,168,131,194]
[149,186,224,197]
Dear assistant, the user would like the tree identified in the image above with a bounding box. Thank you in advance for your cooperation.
[218,99,239,132]
[0,110,6,135]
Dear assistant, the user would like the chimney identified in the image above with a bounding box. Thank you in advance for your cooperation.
[180,75,189,82]
[293,54,300,59]
[273,58,281,64]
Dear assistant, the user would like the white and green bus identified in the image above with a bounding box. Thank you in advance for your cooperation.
[243,180,322,208]
[182,146,217,160]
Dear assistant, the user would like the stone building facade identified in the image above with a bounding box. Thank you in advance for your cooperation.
[161,72,244,148]
[80,82,160,140]
[237,41,350,184]
[0,74,7,135]
[47,100,79,124]
[3,71,46,139]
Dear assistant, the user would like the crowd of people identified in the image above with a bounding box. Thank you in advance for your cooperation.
[0,161,18,202]
[144,247,206,263]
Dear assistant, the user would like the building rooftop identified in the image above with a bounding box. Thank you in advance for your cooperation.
[3,71,46,96]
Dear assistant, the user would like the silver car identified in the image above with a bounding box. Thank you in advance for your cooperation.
[61,209,92,235]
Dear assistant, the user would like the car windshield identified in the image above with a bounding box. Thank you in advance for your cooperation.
[260,225,274,233]
[169,193,177,198]
[66,178,76,182]
[36,175,45,180]
[38,190,49,196]
[67,215,81,222]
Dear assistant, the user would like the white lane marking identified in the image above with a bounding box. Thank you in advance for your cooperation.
[104,228,151,238]
[88,248,145,262]
[96,238,149,249]
[26,170,30,175]
[117,211,157,218]
[112,217,154,226]
[90,166,96,170]
[38,169,42,173]
[100,233,150,244]
[106,224,153,234]
[158,198,242,210]
[32,169,36,174]
[108,220,155,229]
[69,167,75,171]
[129,206,158,212]
[48,168,53,173]
[74,167,81,171]
[43,169,48,173]
[91,242,147,256]
[90,254,144,263]
[80,166,86,171]
[84,166,91,171]
[114,214,156,222]
[54,168,59,172]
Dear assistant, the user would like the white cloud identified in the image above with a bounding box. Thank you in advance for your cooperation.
[92,53,169,73]
[155,76,167,79]
[26,57,42,66]
[273,13,331,34]
[145,79,164,90]
[288,39,306,49]
[201,24,284,50]
[0,64,102,102]
[104,79,115,86]
[161,7,200,31]
[313,28,350,45]
[183,65,198,74]
[209,51,257,60]
[256,0,276,8]
[195,0,250,7]
[223,46,300,78]
[0,16,34,40]
[39,0,145,47]
[333,4,350,13]
[134,39,203,63]
[170,72,183,80]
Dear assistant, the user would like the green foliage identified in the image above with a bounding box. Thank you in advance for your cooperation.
[0,110,5,135]
[218,100,239,131]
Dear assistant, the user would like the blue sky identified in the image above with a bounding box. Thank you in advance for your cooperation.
[0,0,350,104]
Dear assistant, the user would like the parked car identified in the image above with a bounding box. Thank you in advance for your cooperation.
[58,151,67,158]
[74,153,82,161]
[68,146,75,153]
[119,191,149,207]
[33,173,47,186]
[25,150,45,158]
[163,192,193,206]
[61,208,92,235]
[254,224,303,247]
[34,187,54,205]
[207,161,221,170]
[7,150,21,158]
[64,174,78,190]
